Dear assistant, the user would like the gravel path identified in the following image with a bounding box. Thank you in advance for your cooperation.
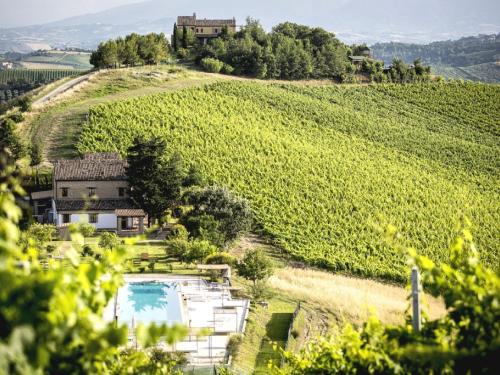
[33,71,97,106]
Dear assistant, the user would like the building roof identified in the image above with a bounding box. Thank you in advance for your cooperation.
[115,209,146,217]
[54,153,127,181]
[195,19,236,27]
[177,13,236,27]
[56,199,137,212]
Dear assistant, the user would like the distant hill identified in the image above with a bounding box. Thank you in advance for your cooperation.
[0,0,498,52]
[371,34,500,83]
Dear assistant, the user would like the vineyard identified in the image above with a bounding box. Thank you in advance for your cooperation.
[0,69,85,103]
[0,69,83,84]
[77,81,500,281]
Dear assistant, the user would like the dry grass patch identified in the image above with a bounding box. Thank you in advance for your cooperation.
[269,267,445,326]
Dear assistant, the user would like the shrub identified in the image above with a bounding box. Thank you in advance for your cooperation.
[204,252,237,266]
[183,240,217,264]
[221,63,234,75]
[98,232,119,250]
[79,223,96,238]
[139,266,146,273]
[226,334,243,357]
[201,57,224,73]
[25,223,57,249]
[82,245,94,257]
[29,142,43,166]
[18,95,32,112]
[46,244,56,254]
[7,112,24,123]
[148,261,156,271]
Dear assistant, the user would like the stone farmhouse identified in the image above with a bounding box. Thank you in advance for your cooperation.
[177,13,236,44]
[32,153,146,236]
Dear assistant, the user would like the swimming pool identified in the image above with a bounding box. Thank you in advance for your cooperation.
[116,281,183,326]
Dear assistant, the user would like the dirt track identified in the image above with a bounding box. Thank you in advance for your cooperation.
[33,71,98,106]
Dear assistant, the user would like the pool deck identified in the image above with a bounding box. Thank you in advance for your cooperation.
[104,274,250,366]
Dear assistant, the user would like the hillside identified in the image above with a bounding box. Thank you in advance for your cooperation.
[75,80,500,282]
[372,34,500,83]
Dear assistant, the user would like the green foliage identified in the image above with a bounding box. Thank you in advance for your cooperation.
[98,231,119,250]
[77,81,500,281]
[0,150,188,374]
[165,237,217,264]
[183,240,217,264]
[28,142,42,166]
[0,118,24,160]
[126,137,186,224]
[18,95,32,112]
[204,252,237,267]
[181,186,252,247]
[82,244,94,257]
[227,334,243,357]
[277,228,500,374]
[201,57,224,73]
[91,32,170,69]
[193,19,351,81]
[237,249,273,286]
[24,222,56,249]
[78,222,96,238]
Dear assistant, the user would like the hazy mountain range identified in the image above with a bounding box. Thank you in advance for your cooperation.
[0,0,499,52]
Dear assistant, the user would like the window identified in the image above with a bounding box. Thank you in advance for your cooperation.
[61,187,69,197]
[201,28,204,33]
[196,28,199,33]
[118,187,126,197]
[62,214,70,224]
[89,213,98,224]
[214,28,218,33]
[88,187,96,197]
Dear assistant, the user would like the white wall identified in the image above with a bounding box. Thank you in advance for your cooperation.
[58,213,117,230]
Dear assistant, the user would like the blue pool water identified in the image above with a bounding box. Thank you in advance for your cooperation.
[117,282,183,326]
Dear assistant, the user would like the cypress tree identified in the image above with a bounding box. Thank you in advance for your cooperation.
[173,23,178,52]
[182,26,188,49]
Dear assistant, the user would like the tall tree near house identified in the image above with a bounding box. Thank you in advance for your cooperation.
[126,138,185,226]
[182,26,188,49]
[172,23,179,52]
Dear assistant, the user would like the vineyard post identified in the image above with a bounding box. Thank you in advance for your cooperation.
[411,266,421,332]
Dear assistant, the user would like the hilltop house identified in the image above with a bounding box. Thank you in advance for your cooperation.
[177,13,236,44]
[50,153,146,236]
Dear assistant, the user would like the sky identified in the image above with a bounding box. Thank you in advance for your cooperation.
[0,0,143,28]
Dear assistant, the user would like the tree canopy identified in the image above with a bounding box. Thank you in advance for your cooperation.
[90,33,170,69]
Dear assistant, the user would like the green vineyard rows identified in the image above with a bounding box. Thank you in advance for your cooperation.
[77,81,500,282]
[0,69,83,85]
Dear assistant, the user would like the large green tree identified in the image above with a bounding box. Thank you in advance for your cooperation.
[126,138,185,226]
[181,186,252,247]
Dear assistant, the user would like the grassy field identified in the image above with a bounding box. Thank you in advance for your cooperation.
[75,80,500,282]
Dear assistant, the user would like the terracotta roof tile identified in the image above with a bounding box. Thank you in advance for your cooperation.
[56,199,137,212]
[54,153,127,181]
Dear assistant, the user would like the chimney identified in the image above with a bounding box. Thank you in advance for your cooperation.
[193,12,196,19]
